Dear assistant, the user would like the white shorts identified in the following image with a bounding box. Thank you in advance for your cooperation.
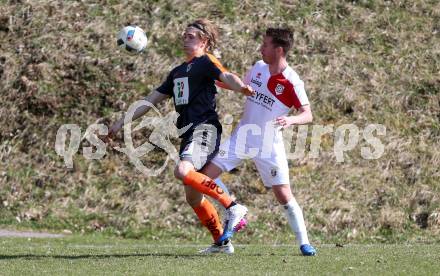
[211,133,290,188]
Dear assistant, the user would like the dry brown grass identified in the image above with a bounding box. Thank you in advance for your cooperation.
[0,0,439,242]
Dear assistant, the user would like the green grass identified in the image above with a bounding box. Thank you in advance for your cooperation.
[0,236,439,275]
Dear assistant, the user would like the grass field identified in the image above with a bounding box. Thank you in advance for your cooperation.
[0,235,439,275]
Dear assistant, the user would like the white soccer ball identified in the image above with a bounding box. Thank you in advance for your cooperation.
[117,26,148,53]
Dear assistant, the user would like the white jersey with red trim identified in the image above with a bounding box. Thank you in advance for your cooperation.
[212,60,310,185]
[236,60,310,147]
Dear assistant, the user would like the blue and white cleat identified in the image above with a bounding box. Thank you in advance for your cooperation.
[217,204,248,243]
[300,244,317,256]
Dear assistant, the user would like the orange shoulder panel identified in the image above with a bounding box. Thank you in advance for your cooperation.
[207,53,227,73]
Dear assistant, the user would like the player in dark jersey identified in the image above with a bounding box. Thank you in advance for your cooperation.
[106,19,253,253]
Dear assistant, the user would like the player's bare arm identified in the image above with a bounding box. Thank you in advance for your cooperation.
[275,104,313,128]
[219,72,254,96]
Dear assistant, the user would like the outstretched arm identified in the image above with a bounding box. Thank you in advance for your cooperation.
[219,72,254,96]
[215,80,231,90]
[107,90,170,138]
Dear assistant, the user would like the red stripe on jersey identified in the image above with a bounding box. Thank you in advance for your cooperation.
[267,73,302,109]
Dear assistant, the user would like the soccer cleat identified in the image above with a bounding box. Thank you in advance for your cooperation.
[217,204,248,243]
[234,218,247,232]
[198,240,234,254]
[300,244,317,256]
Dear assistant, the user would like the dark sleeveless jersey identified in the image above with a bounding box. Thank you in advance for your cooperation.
[156,54,226,137]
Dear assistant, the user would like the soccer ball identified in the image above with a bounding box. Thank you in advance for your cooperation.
[117,26,148,53]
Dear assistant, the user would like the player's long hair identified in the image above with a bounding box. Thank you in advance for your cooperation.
[187,19,218,52]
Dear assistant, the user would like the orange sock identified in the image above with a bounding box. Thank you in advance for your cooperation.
[192,198,223,242]
[183,170,233,208]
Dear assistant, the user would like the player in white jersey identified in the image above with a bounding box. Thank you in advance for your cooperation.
[196,28,316,256]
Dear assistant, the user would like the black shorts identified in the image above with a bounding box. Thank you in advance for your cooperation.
[179,122,222,170]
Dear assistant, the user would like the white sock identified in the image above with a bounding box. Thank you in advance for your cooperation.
[283,198,310,246]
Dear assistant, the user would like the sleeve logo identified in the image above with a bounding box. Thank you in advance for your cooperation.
[275,83,285,95]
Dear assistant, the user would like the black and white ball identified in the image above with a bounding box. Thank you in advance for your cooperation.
[117,26,148,53]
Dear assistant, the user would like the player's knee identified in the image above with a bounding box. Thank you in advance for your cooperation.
[273,184,293,205]
[173,166,180,179]
[174,161,194,180]
[174,165,185,180]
